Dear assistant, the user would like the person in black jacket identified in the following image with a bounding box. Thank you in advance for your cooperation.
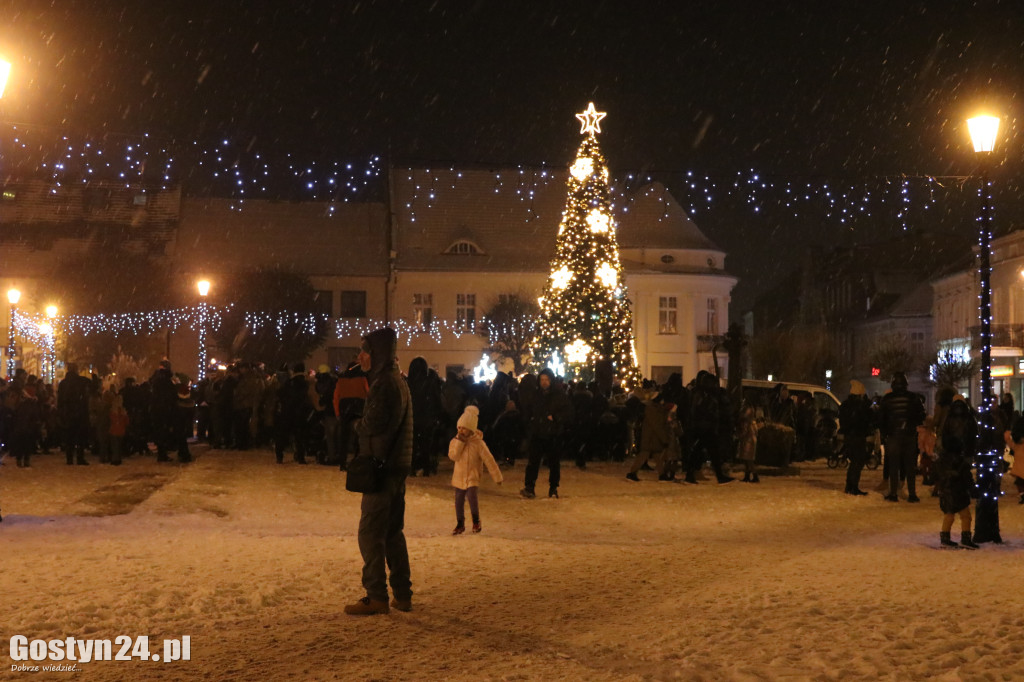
[838,380,874,496]
[878,372,926,502]
[345,327,414,616]
[684,371,734,485]
[521,368,573,499]
[935,397,979,548]
[57,363,92,465]
[276,363,313,464]
[149,360,178,462]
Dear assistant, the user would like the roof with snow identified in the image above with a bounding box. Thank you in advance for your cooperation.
[174,198,388,276]
[390,168,721,272]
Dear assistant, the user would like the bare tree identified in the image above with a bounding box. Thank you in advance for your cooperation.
[868,333,920,379]
[930,348,978,390]
[478,293,540,375]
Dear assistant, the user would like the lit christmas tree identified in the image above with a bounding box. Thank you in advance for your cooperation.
[533,103,642,388]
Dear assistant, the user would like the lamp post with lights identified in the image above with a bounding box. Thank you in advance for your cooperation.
[197,280,210,382]
[45,305,58,384]
[7,288,19,378]
[967,114,1002,543]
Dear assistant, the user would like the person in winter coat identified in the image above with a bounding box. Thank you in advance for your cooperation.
[334,362,369,471]
[488,399,524,467]
[109,393,129,466]
[448,405,503,534]
[684,371,734,485]
[626,394,671,481]
[878,372,926,502]
[934,397,979,549]
[407,357,444,476]
[275,363,314,464]
[11,380,42,468]
[520,368,573,499]
[917,415,937,486]
[736,403,759,483]
[149,360,178,462]
[57,363,92,465]
[838,380,874,496]
[345,327,414,617]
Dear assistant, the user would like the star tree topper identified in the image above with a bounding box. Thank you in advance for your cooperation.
[575,102,607,135]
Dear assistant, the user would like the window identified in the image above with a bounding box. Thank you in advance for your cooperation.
[445,240,483,255]
[312,290,333,317]
[413,293,433,325]
[456,293,476,330]
[658,296,677,334]
[910,331,925,357]
[339,290,367,318]
[706,298,718,334]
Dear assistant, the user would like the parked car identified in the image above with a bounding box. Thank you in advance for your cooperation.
[740,380,842,467]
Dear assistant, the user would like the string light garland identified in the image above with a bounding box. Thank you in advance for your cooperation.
[532,103,642,388]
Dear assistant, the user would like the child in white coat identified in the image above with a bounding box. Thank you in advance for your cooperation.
[449,405,503,534]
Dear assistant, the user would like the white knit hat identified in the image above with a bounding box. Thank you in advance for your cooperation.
[457,405,479,431]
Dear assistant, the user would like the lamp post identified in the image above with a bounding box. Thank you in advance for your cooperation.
[0,56,10,98]
[967,114,1002,543]
[7,288,19,378]
[197,280,210,382]
[45,305,58,384]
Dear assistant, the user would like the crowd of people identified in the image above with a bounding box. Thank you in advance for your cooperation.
[2,351,1023,553]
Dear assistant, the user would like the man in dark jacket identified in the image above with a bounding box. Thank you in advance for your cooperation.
[521,368,573,499]
[57,363,91,465]
[345,327,413,616]
[879,372,926,502]
[685,371,734,484]
[149,360,178,462]
[838,380,873,496]
[275,363,313,464]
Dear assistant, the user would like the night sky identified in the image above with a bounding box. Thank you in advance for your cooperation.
[2,0,1023,310]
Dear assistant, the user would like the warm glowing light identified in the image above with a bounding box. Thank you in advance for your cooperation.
[547,350,565,377]
[564,338,592,365]
[7,289,20,305]
[595,262,617,288]
[0,57,10,99]
[45,305,58,318]
[197,280,211,297]
[575,102,606,135]
[570,157,594,181]
[551,266,572,290]
[38,322,52,336]
[472,354,498,384]
[967,115,1000,153]
[586,209,610,233]
[991,365,1014,378]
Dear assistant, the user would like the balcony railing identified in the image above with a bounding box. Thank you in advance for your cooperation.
[969,324,1024,350]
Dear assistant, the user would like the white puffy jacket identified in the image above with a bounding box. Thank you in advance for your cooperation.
[448,430,503,490]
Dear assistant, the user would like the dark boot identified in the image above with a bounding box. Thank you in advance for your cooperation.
[939,531,958,548]
[751,473,760,483]
[742,471,750,482]
[960,532,979,550]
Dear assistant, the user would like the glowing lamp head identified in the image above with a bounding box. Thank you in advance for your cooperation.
[45,305,58,318]
[7,288,20,305]
[0,57,10,98]
[197,280,211,297]
[967,115,1000,153]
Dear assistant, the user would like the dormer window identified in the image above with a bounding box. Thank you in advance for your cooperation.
[445,239,484,255]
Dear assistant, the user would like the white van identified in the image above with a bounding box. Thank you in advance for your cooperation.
[740,379,841,417]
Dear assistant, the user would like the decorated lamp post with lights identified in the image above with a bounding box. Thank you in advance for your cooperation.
[6,288,19,377]
[967,114,1003,543]
[44,305,58,384]
[196,280,211,382]
[533,103,642,388]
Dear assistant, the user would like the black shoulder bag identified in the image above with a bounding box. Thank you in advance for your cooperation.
[346,399,409,494]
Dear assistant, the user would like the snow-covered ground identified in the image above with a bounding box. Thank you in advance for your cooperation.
[2,447,1024,681]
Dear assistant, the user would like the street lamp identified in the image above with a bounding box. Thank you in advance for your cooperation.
[0,56,10,99]
[967,113,1002,543]
[45,305,58,384]
[196,280,210,382]
[7,288,19,378]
